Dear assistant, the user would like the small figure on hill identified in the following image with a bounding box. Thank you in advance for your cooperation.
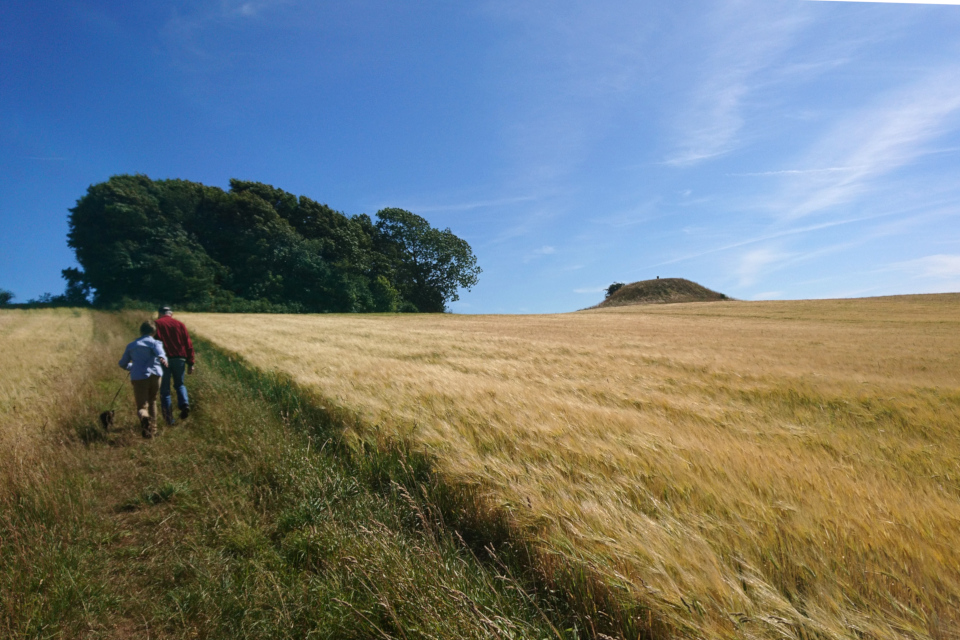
[118,320,168,438]
[155,305,196,424]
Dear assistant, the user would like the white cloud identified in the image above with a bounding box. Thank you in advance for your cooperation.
[737,247,791,287]
[897,254,960,278]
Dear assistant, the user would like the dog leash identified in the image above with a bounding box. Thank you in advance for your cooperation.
[109,371,131,410]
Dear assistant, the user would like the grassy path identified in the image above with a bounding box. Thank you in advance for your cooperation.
[1,312,589,639]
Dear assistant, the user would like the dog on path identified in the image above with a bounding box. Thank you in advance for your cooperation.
[99,410,115,431]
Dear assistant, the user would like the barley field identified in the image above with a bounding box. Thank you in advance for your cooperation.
[186,294,960,640]
[0,309,94,466]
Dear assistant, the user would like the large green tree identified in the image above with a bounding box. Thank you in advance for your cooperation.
[65,175,480,313]
[67,175,225,306]
[375,208,481,313]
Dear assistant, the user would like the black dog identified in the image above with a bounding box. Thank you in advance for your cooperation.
[99,410,115,431]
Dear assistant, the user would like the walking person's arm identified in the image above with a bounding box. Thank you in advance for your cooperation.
[119,345,133,371]
[186,331,195,374]
[154,340,168,369]
[185,327,196,374]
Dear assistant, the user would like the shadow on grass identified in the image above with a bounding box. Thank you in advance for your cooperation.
[199,337,671,640]
[1,311,667,640]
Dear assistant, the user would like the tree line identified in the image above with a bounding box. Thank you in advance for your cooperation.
[5,175,481,313]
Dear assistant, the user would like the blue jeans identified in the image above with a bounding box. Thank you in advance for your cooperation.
[160,357,189,423]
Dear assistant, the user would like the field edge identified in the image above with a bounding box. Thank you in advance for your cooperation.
[196,337,676,640]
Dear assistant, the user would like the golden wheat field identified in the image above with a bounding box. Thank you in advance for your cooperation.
[0,309,94,463]
[188,296,960,640]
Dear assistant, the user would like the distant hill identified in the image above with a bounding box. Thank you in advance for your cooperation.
[594,278,729,308]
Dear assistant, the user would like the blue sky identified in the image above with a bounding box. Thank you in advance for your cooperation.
[2,0,959,313]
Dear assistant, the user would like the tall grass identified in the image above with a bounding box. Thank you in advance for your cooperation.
[0,309,95,475]
[0,310,587,638]
[184,293,960,640]
[0,308,133,637]
[205,341,650,638]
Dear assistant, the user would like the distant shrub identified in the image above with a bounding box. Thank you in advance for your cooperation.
[0,289,13,305]
[371,275,401,312]
[605,282,625,298]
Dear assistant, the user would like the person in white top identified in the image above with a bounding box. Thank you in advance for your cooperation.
[118,320,168,438]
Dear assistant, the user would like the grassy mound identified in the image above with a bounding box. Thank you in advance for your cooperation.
[595,277,728,308]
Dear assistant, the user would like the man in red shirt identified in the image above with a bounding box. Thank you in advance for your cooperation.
[155,305,196,424]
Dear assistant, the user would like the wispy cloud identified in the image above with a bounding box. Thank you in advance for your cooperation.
[642,213,886,271]
[481,1,662,189]
[587,198,666,228]
[407,195,538,213]
[737,247,792,287]
[162,0,291,68]
[728,167,861,177]
[775,67,960,219]
[237,2,259,17]
[573,286,606,294]
[167,0,284,33]
[482,204,562,247]
[523,245,557,263]
[665,0,811,166]
[665,83,751,166]
[897,254,960,278]
[219,0,285,19]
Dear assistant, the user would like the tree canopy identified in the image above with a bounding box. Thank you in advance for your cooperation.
[66,175,481,313]
[375,208,480,313]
